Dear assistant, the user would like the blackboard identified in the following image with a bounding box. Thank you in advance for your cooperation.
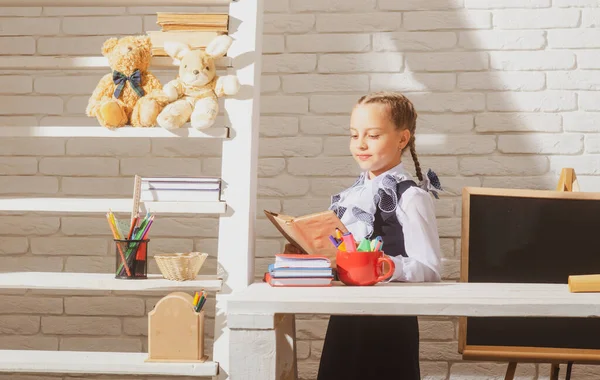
[459,187,600,362]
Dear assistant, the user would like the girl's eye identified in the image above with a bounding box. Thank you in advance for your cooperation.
[350,135,358,139]
[368,135,380,139]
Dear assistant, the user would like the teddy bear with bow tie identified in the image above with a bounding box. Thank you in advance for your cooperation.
[86,35,167,129]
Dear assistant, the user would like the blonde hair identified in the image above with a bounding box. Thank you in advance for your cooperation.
[356,91,422,181]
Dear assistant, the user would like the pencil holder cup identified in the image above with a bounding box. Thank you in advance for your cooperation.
[114,238,149,279]
[147,291,206,363]
[336,250,395,286]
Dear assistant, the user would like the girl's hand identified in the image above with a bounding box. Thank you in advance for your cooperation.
[283,243,303,254]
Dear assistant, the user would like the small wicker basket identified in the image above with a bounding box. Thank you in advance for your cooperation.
[154,252,208,281]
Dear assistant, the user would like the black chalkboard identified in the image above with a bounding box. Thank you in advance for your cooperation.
[461,188,600,358]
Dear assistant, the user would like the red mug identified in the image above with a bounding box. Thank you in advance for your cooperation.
[336,250,395,286]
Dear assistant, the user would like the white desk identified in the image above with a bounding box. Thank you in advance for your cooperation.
[225,281,600,380]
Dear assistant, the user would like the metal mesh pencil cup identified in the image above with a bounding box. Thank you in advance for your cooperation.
[115,238,149,279]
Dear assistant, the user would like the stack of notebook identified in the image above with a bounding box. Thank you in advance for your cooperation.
[141,177,221,202]
[148,13,229,56]
[264,254,333,287]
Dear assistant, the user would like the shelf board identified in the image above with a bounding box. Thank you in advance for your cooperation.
[0,56,231,70]
[0,0,230,6]
[0,350,218,377]
[0,198,226,214]
[0,272,222,292]
[0,126,229,138]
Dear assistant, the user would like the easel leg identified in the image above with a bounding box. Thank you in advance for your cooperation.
[504,362,517,380]
[550,363,560,380]
[565,361,573,380]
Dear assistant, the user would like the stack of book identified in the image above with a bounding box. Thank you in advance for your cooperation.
[148,13,229,56]
[264,254,334,287]
[141,177,221,202]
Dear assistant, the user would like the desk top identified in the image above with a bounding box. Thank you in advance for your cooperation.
[226,281,600,318]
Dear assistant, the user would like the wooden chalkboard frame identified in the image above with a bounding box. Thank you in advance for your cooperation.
[459,186,600,363]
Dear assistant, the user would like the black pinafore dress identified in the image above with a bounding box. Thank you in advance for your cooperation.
[317,180,421,380]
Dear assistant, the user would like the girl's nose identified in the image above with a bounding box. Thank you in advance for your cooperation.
[359,138,368,149]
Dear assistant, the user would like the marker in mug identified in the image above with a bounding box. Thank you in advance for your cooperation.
[374,238,383,252]
[342,232,357,253]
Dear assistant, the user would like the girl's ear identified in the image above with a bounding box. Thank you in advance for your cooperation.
[398,129,411,151]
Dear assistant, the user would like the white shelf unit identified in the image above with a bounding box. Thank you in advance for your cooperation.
[0,272,223,292]
[0,197,227,214]
[0,350,219,377]
[0,0,263,379]
[0,126,230,138]
[2,0,231,5]
[0,56,232,70]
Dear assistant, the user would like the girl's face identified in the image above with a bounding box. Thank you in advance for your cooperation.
[350,103,410,179]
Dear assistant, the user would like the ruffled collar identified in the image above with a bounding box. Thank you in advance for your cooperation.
[330,162,443,240]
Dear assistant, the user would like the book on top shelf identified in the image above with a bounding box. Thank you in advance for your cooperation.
[157,13,228,32]
[147,30,225,56]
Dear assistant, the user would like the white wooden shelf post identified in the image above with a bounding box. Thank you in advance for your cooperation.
[212,0,265,378]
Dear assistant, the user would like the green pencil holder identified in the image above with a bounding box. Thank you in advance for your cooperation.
[115,238,149,279]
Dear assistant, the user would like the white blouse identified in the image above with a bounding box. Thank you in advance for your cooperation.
[360,166,442,283]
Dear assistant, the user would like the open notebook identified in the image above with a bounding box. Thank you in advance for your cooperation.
[264,209,348,264]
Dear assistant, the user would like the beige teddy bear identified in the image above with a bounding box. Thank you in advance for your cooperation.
[86,35,166,129]
[157,35,240,130]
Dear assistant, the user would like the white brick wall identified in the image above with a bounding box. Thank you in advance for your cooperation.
[0,1,599,380]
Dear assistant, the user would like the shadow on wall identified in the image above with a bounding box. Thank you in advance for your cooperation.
[376,7,560,195]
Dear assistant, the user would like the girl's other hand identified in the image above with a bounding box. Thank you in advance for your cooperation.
[283,243,303,254]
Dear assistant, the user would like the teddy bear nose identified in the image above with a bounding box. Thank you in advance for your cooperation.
[127,46,132,51]
[193,70,200,75]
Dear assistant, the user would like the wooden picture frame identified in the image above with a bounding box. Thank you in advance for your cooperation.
[459,186,600,364]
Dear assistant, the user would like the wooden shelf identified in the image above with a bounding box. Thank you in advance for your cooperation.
[0,56,232,70]
[0,272,222,292]
[0,198,227,214]
[0,126,229,138]
[0,350,218,377]
[0,0,230,5]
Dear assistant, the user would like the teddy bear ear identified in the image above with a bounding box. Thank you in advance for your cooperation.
[206,34,233,59]
[102,37,119,56]
[135,35,152,50]
[164,41,191,61]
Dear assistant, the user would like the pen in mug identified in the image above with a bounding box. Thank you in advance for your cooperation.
[342,232,357,253]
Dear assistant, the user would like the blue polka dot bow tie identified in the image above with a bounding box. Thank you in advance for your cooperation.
[112,69,144,99]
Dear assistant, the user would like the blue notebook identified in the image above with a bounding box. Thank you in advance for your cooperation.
[268,264,333,278]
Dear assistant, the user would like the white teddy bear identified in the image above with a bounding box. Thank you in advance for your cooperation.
[157,34,240,130]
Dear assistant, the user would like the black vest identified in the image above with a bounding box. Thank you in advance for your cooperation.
[371,180,417,258]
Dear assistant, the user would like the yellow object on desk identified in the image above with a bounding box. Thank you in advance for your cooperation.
[568,274,600,293]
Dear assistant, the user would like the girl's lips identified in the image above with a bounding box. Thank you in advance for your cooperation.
[356,154,372,161]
